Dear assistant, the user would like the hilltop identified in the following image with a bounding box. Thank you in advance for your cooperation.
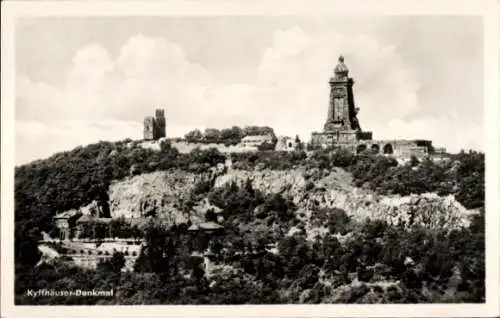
[14,138,485,304]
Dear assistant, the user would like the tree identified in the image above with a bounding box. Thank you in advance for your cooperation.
[203,128,221,143]
[243,126,275,138]
[331,148,356,167]
[185,129,203,143]
[98,251,126,273]
[453,151,484,209]
[228,126,244,142]
[409,155,420,167]
[294,135,304,151]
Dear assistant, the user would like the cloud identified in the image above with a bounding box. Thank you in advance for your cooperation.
[16,76,65,121]
[251,28,422,140]
[370,116,483,152]
[16,27,482,164]
[15,120,142,165]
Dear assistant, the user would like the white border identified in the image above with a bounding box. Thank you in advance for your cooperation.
[2,0,499,317]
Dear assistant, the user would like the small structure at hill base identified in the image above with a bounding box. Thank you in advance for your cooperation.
[53,210,82,240]
[144,109,166,140]
[188,221,225,278]
[75,214,113,240]
[310,55,445,158]
[187,221,225,252]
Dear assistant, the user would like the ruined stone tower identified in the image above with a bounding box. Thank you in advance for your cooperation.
[143,109,166,140]
[154,109,166,138]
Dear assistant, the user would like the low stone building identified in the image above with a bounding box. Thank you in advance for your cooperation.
[53,210,82,241]
[188,221,225,255]
[275,136,299,152]
[188,221,225,279]
[75,215,113,240]
[310,56,443,158]
[239,134,274,148]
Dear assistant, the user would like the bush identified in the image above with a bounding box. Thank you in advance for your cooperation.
[184,125,275,147]
[230,151,307,171]
[331,149,356,168]
[409,155,419,167]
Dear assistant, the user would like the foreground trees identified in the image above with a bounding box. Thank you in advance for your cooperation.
[14,140,484,304]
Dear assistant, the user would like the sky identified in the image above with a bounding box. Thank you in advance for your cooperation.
[15,16,484,165]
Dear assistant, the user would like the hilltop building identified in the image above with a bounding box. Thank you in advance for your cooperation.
[239,134,274,148]
[276,136,300,152]
[144,109,166,140]
[311,55,440,158]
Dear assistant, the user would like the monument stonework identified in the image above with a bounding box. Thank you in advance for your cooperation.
[311,55,438,158]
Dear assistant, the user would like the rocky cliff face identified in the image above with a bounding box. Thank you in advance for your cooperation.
[104,167,474,231]
[214,168,474,231]
[108,170,210,224]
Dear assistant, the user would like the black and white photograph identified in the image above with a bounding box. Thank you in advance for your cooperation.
[1,0,499,317]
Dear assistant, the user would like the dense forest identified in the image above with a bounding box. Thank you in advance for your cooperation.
[14,138,485,304]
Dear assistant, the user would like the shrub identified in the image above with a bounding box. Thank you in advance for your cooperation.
[331,149,356,167]
[409,155,419,167]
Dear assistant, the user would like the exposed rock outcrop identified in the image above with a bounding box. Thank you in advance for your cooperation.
[81,166,475,231]
[214,168,475,231]
[108,170,210,224]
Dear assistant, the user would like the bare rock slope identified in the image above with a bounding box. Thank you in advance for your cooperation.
[106,167,474,231]
[108,170,210,224]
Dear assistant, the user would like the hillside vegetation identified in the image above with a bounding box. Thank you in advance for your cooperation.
[14,139,484,304]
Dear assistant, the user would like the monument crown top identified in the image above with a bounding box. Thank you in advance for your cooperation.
[334,55,349,79]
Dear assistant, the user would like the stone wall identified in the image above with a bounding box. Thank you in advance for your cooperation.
[356,139,431,158]
[310,133,432,159]
[70,254,138,271]
[311,130,359,148]
[276,136,298,152]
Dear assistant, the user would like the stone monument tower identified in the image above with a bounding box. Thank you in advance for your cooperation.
[324,55,360,132]
[310,55,436,157]
[311,55,371,149]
